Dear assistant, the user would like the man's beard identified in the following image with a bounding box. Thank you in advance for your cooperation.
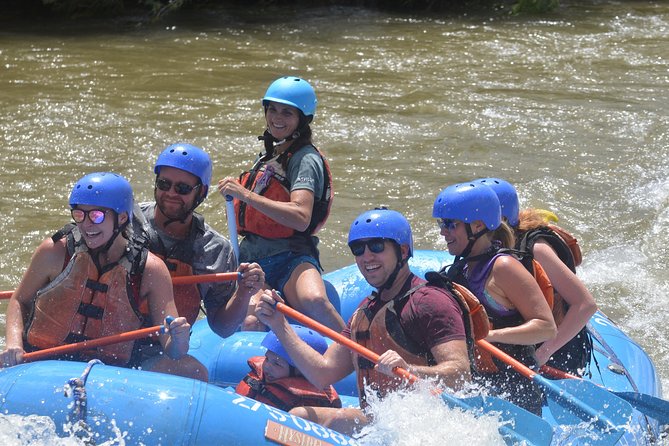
[157,198,191,223]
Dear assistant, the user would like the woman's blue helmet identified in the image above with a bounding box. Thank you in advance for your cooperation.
[262,326,328,368]
[154,143,212,198]
[348,208,413,257]
[432,182,501,230]
[69,172,134,219]
[262,76,317,120]
[476,178,519,227]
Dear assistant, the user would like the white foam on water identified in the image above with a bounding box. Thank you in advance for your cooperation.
[0,414,129,446]
[0,414,81,446]
[354,383,507,446]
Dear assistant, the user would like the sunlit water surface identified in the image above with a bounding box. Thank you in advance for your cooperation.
[1,1,668,443]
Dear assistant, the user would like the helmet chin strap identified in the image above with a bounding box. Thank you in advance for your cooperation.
[89,216,129,262]
[458,223,489,261]
[258,129,301,152]
[259,110,311,155]
[376,243,406,292]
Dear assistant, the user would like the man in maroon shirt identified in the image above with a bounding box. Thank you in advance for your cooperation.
[255,208,471,435]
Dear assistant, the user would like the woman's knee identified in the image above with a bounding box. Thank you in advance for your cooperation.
[241,314,268,332]
[289,406,309,418]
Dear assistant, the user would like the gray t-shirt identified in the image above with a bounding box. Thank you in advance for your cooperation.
[134,202,238,315]
[239,145,326,262]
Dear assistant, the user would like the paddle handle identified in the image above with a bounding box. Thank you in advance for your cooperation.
[172,272,240,285]
[476,339,537,380]
[0,272,240,300]
[540,364,579,380]
[225,195,240,261]
[23,324,164,362]
[275,302,418,384]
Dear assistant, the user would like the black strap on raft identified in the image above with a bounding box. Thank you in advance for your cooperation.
[64,359,103,445]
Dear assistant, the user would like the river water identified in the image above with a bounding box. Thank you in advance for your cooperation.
[1,1,668,443]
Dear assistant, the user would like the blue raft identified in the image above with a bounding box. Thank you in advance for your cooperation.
[0,250,665,445]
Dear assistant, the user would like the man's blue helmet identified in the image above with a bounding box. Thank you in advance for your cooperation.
[348,208,413,257]
[432,182,501,230]
[262,76,317,119]
[262,326,328,368]
[69,172,134,219]
[476,178,519,227]
[154,143,212,198]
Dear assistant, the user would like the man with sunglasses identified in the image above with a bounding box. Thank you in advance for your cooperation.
[134,143,264,342]
[1,172,203,380]
[254,208,471,435]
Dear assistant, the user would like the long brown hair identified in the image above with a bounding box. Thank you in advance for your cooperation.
[491,220,516,248]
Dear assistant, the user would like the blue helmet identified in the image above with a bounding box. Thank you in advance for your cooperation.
[262,76,317,119]
[154,143,213,198]
[262,326,328,368]
[432,182,501,230]
[475,178,519,227]
[69,172,134,219]
[348,208,413,257]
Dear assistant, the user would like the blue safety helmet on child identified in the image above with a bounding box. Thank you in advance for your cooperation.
[262,326,328,368]
[348,207,414,257]
[262,76,317,120]
[154,143,213,198]
[432,182,502,230]
[69,172,134,219]
[475,178,519,227]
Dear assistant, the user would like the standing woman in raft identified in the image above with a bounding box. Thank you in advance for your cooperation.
[218,76,344,332]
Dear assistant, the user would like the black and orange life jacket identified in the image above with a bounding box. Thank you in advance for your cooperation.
[349,275,480,405]
[234,144,333,239]
[24,225,149,366]
[517,225,582,325]
[236,356,341,412]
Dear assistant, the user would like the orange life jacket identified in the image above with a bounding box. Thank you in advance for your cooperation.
[234,145,333,239]
[25,226,148,366]
[143,214,205,326]
[235,356,341,412]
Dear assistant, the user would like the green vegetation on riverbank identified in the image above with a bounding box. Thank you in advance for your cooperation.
[5,0,559,21]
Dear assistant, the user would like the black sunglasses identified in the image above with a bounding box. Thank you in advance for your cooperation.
[349,238,386,257]
[155,177,201,195]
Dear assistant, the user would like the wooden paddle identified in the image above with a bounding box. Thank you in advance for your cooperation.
[22,324,165,363]
[0,272,241,300]
[274,301,554,446]
[477,339,631,444]
[540,364,669,425]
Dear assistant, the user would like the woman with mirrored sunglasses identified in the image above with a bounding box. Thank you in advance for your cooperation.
[253,207,471,435]
[0,172,207,382]
[217,76,343,333]
[433,182,557,415]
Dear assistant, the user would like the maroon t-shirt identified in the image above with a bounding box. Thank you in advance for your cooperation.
[343,274,466,353]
